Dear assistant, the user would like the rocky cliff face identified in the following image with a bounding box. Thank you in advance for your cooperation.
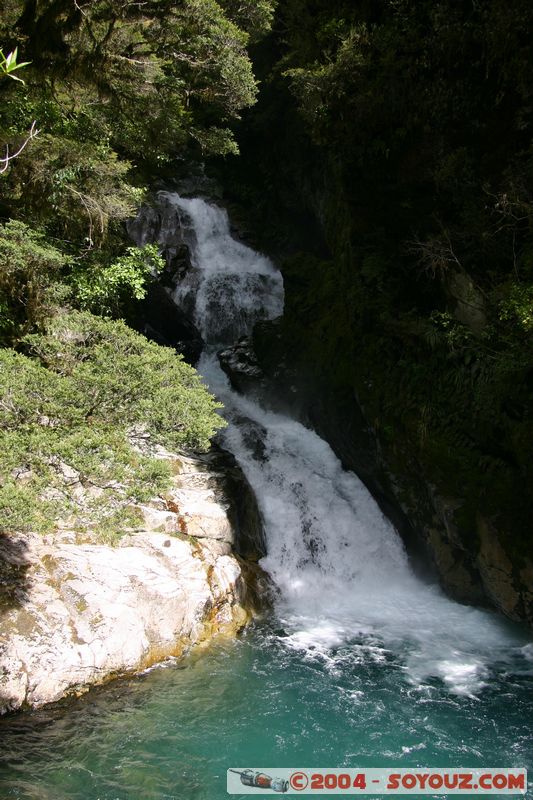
[130,184,531,629]
[213,2,532,629]
[219,327,533,629]
[127,194,204,363]
[0,448,266,714]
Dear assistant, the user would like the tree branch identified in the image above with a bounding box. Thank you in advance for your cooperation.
[0,121,40,174]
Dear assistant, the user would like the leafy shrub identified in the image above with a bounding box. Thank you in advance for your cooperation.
[72,244,164,314]
[24,311,225,451]
[0,312,225,537]
[0,220,67,342]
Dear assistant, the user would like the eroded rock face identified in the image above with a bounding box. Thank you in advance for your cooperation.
[128,196,204,364]
[222,324,533,629]
[476,516,533,625]
[0,450,266,714]
[218,337,267,395]
[139,282,204,365]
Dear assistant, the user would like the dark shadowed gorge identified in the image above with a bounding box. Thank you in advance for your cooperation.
[216,0,533,624]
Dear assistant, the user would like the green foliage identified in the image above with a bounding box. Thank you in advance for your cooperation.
[8,134,137,245]
[499,283,533,332]
[219,0,277,42]
[0,312,226,537]
[0,220,68,341]
[24,311,225,452]
[190,126,240,156]
[0,0,268,175]
[0,47,30,83]
[0,482,57,535]
[0,0,275,335]
[0,0,272,542]
[73,244,163,314]
[231,0,533,538]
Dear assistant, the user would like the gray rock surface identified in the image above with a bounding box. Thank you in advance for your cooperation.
[0,449,265,714]
[218,336,267,395]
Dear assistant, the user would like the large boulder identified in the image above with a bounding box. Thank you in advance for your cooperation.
[218,337,267,396]
[0,448,266,714]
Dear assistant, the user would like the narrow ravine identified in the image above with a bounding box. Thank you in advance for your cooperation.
[173,194,531,698]
[0,195,531,800]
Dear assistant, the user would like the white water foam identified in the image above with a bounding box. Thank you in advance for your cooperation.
[163,193,283,345]
[163,195,529,696]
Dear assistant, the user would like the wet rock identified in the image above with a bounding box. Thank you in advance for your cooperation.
[169,447,266,560]
[210,446,266,561]
[218,337,267,394]
[126,205,161,247]
[476,516,533,625]
[161,243,193,289]
[128,196,203,363]
[139,282,203,365]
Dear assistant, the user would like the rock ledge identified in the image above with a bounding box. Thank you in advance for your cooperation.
[0,449,265,714]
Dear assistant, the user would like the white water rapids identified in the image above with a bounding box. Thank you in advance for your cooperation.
[159,193,530,697]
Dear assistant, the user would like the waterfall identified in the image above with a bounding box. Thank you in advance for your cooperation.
[154,193,528,697]
[154,193,285,345]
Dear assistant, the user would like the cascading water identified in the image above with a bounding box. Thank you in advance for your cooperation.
[164,193,530,697]
[172,196,283,346]
[1,194,531,800]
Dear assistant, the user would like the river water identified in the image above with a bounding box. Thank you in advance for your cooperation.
[0,196,531,800]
